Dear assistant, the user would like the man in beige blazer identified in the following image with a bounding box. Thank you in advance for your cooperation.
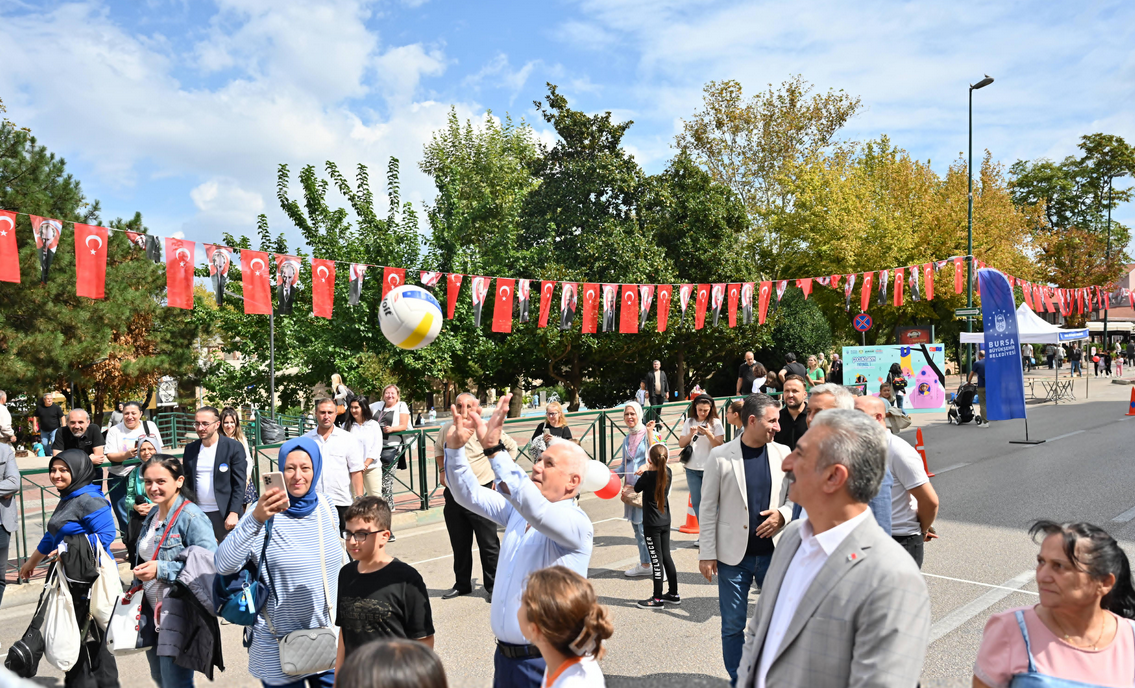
[738,409,931,688]
[699,393,793,685]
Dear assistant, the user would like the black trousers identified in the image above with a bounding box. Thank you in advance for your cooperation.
[205,510,231,543]
[443,485,500,594]
[893,533,925,569]
[643,527,677,599]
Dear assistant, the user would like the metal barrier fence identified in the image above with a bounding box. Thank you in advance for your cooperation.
[7,394,753,578]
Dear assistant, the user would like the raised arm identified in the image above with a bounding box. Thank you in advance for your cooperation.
[486,448,590,551]
[443,406,512,526]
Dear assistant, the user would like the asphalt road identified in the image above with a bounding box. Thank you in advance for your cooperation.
[2,376,1133,687]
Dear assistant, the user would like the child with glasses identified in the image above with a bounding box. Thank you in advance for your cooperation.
[336,496,435,673]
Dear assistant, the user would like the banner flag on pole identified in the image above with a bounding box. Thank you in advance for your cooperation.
[445,274,463,319]
[710,283,725,326]
[860,272,873,312]
[1022,281,1033,309]
[582,283,599,333]
[908,266,920,302]
[492,278,514,333]
[75,223,108,299]
[30,215,61,284]
[775,280,787,301]
[517,279,531,324]
[312,259,335,319]
[844,273,856,311]
[619,285,639,334]
[892,268,904,307]
[382,267,405,299]
[678,284,693,324]
[560,282,578,330]
[831,274,842,290]
[348,264,367,306]
[978,268,1027,421]
[0,210,20,283]
[538,280,555,328]
[796,277,812,300]
[419,270,442,287]
[877,268,889,306]
[241,250,272,314]
[758,281,772,324]
[741,282,754,324]
[954,257,964,294]
[727,283,740,327]
[694,284,710,330]
[470,276,490,327]
[165,238,196,310]
[601,284,618,332]
[275,254,302,316]
[656,285,672,332]
[205,244,232,307]
[638,284,654,331]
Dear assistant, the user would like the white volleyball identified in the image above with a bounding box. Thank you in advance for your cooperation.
[379,285,443,350]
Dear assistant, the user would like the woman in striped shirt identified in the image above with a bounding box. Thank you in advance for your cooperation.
[215,436,343,688]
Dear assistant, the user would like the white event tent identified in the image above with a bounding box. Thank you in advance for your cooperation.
[959,302,1089,345]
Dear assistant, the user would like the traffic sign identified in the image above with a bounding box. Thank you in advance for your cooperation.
[954,307,981,317]
[853,313,873,332]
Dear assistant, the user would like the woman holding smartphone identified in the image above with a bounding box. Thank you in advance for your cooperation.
[677,394,724,524]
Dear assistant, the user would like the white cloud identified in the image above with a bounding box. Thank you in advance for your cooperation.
[190,177,264,218]
[462,53,540,97]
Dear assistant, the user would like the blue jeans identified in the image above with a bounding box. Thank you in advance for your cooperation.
[40,430,56,450]
[631,521,649,565]
[107,473,130,537]
[718,554,773,685]
[263,671,334,688]
[1072,360,1081,374]
[493,647,545,688]
[685,468,704,520]
[147,649,196,688]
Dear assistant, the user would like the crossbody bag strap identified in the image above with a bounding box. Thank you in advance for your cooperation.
[155,500,188,552]
[316,500,332,619]
[260,519,278,637]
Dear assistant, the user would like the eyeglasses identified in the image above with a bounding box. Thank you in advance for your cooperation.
[193,421,218,428]
[344,530,388,543]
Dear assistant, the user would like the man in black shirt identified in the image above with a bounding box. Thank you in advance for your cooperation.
[35,395,64,449]
[644,360,669,409]
[828,353,844,385]
[778,353,807,384]
[52,409,105,463]
[736,351,764,395]
[773,376,808,450]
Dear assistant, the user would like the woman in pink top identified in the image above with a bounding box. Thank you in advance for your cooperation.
[974,521,1135,688]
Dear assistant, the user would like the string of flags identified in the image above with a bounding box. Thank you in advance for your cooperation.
[1,208,1130,333]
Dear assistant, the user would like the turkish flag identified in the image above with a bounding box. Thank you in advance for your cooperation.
[619,285,638,333]
[710,283,725,326]
[831,274,841,290]
[74,223,108,299]
[796,278,813,300]
[656,285,672,332]
[861,272,873,312]
[694,284,710,330]
[241,250,272,314]
[312,259,335,319]
[165,238,195,309]
[1102,286,1110,311]
[446,274,463,319]
[382,267,405,298]
[0,210,18,283]
[492,278,515,332]
[639,284,654,329]
[678,284,693,324]
[893,268,904,307]
[582,283,600,333]
[538,280,555,327]
[954,257,964,294]
[1023,282,1034,309]
[1041,287,1055,313]
[758,281,772,324]
[419,270,442,287]
[923,263,934,301]
[727,284,740,327]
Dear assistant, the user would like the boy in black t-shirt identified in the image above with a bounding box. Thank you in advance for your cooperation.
[336,496,434,671]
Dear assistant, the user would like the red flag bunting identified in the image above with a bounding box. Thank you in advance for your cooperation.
[1041,286,1055,313]
[758,281,772,324]
[517,279,531,324]
[656,285,672,332]
[538,280,555,328]
[601,284,618,332]
[382,267,405,299]
[165,238,195,309]
[275,254,302,315]
[75,223,108,299]
[727,283,740,327]
[1022,281,1033,309]
[923,263,934,301]
[492,278,514,333]
[419,270,442,287]
[30,215,61,283]
[954,257,964,294]
[830,274,841,290]
[470,276,491,327]
[796,278,812,300]
[312,259,335,319]
[741,282,754,324]
[678,284,693,324]
[893,268,904,307]
[0,210,18,283]
[241,250,272,314]
[776,280,788,301]
[710,283,725,326]
[694,284,710,330]
[638,285,654,330]
[620,285,638,333]
[861,271,873,312]
[582,283,599,333]
[446,274,463,319]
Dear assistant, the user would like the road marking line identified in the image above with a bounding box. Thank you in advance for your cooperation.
[923,572,1038,595]
[929,570,1034,643]
[1112,506,1135,523]
[592,555,645,574]
[931,463,969,475]
[1041,430,1085,443]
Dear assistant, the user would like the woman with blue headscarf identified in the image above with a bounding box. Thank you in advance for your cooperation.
[215,437,343,688]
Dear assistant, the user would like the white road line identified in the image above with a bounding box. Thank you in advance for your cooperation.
[923,572,1038,595]
[1112,506,1135,523]
[1042,429,1086,443]
[931,463,969,475]
[929,570,1034,643]
[592,555,645,574]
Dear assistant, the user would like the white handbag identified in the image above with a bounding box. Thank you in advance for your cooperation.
[42,566,81,672]
[264,501,341,676]
[89,540,122,630]
[106,585,150,656]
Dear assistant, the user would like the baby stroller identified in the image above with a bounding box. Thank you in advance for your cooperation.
[947,382,981,425]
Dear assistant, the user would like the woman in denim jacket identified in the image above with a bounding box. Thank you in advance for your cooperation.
[132,455,217,688]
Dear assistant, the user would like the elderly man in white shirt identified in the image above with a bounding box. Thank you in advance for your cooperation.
[444,393,593,688]
[304,398,365,533]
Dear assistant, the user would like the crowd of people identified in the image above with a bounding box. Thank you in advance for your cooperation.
[2,372,1134,688]
[1025,340,1134,377]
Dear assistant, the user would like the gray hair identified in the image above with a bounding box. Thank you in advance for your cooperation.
[739,393,780,427]
[808,409,887,504]
[0,390,6,402]
[809,384,854,410]
[67,408,89,422]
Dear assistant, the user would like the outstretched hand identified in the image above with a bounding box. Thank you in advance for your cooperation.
[476,394,512,450]
[445,405,477,449]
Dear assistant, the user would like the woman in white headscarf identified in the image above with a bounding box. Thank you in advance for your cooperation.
[618,401,656,579]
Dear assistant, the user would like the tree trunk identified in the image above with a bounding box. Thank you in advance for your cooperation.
[676,349,686,401]
[568,352,582,411]
[509,378,523,418]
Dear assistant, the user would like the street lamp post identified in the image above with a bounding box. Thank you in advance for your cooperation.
[967,75,994,376]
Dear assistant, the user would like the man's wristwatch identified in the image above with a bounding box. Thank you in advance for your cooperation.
[482,442,506,456]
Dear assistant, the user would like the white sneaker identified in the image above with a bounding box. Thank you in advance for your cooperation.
[624,563,652,577]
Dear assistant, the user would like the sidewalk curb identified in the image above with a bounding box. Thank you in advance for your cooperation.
[392,506,445,531]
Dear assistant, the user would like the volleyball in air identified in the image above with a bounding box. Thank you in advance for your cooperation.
[379,286,443,350]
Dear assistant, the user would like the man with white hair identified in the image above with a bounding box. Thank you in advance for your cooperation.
[52,408,105,462]
[0,391,14,444]
[444,394,593,688]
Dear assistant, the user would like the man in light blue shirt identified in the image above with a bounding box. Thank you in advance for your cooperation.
[445,394,594,688]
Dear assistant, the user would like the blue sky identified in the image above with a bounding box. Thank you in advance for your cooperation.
[2,0,1133,253]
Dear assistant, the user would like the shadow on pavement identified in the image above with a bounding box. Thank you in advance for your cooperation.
[607,672,729,687]
[597,593,720,623]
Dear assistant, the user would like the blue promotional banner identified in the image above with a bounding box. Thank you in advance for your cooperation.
[841,344,947,413]
[978,268,1027,420]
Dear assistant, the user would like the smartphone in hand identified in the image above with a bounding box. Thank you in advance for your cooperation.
[263,471,286,495]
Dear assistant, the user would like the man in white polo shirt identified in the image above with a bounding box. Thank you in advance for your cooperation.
[305,397,365,532]
[104,401,163,535]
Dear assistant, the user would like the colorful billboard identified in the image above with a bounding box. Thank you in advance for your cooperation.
[841,344,947,413]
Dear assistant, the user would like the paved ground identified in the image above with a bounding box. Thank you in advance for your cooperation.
[2,374,1134,686]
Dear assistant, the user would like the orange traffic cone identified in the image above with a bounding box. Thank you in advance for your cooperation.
[1127,388,1135,417]
[915,427,935,477]
[678,496,699,534]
